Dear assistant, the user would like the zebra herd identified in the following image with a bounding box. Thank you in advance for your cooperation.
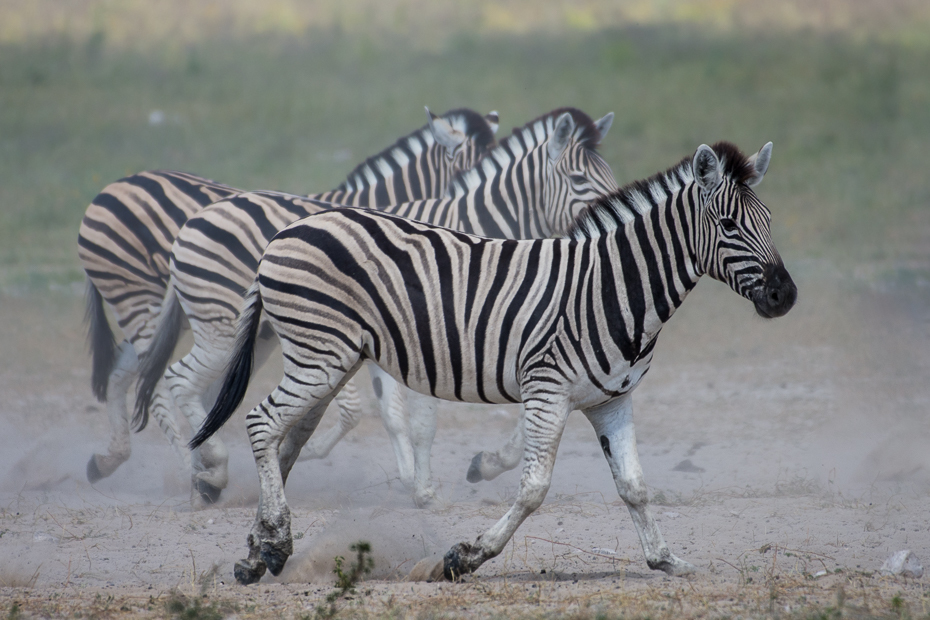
[78,105,796,584]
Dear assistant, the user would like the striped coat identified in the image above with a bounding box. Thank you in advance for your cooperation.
[192,141,797,584]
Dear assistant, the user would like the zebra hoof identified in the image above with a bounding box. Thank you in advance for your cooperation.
[648,555,697,577]
[234,559,266,585]
[261,543,290,577]
[466,452,484,483]
[86,456,106,484]
[194,479,223,504]
[442,543,476,581]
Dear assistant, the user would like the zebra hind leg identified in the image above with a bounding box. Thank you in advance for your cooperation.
[278,361,363,483]
[164,345,230,507]
[87,341,138,483]
[296,378,364,462]
[237,361,362,585]
[466,412,525,483]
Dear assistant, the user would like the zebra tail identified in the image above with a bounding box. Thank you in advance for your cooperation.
[132,284,184,432]
[189,280,263,450]
[84,280,118,402]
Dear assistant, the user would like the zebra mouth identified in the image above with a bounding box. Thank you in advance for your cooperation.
[752,264,797,319]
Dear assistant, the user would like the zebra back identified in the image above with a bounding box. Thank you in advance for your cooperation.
[80,110,495,404]
[317,108,498,206]
[389,107,618,240]
[134,109,499,428]
[237,141,793,413]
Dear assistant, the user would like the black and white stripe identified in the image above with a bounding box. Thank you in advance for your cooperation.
[79,108,497,489]
[191,141,796,584]
[136,108,617,505]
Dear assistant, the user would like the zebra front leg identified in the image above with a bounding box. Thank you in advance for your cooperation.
[466,412,525,483]
[295,378,363,462]
[87,341,137,482]
[439,399,570,579]
[407,391,439,508]
[583,395,696,577]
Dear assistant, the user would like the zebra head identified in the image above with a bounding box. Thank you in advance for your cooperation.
[426,108,499,194]
[542,109,618,236]
[692,142,797,318]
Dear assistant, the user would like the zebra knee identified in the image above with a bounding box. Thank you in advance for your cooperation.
[617,481,649,507]
[466,452,486,483]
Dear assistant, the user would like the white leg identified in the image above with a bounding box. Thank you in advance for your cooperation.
[466,411,525,482]
[440,396,571,579]
[369,365,417,491]
[583,395,695,576]
[407,390,439,507]
[165,342,230,505]
[87,341,137,482]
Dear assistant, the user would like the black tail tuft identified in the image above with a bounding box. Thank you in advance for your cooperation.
[84,280,118,402]
[190,281,264,450]
[133,286,185,432]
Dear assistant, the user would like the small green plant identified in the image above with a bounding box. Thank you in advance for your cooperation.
[890,593,908,618]
[165,592,223,620]
[7,602,22,620]
[314,541,374,620]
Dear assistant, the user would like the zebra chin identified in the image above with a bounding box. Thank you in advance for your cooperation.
[751,264,797,319]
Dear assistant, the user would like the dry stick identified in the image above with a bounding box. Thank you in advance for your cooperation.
[46,510,93,568]
[523,536,632,564]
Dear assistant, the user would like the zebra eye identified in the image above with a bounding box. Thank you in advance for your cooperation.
[720,218,738,232]
[569,174,589,186]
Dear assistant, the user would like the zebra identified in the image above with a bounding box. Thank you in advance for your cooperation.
[189,140,796,584]
[135,108,618,506]
[78,108,498,487]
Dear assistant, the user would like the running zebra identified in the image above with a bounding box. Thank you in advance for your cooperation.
[191,140,796,584]
[136,108,617,506]
[79,108,498,486]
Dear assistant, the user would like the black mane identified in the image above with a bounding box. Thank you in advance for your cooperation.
[516,107,604,151]
[567,141,753,240]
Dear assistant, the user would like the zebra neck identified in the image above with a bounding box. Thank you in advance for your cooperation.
[589,185,703,357]
[451,142,548,240]
[320,130,442,207]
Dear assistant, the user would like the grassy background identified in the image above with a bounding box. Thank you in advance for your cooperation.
[0,0,928,291]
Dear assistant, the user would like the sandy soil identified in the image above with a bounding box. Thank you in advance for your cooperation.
[1,263,929,618]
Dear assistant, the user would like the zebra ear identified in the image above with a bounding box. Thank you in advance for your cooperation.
[425,106,466,150]
[485,111,500,135]
[692,144,722,193]
[547,112,575,162]
[745,142,773,187]
[593,112,614,144]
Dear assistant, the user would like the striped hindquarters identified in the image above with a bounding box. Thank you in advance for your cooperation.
[78,170,239,345]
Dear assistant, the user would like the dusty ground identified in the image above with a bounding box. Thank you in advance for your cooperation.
[1,261,929,618]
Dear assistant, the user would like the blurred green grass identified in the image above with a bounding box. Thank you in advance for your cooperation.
[1,4,928,291]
